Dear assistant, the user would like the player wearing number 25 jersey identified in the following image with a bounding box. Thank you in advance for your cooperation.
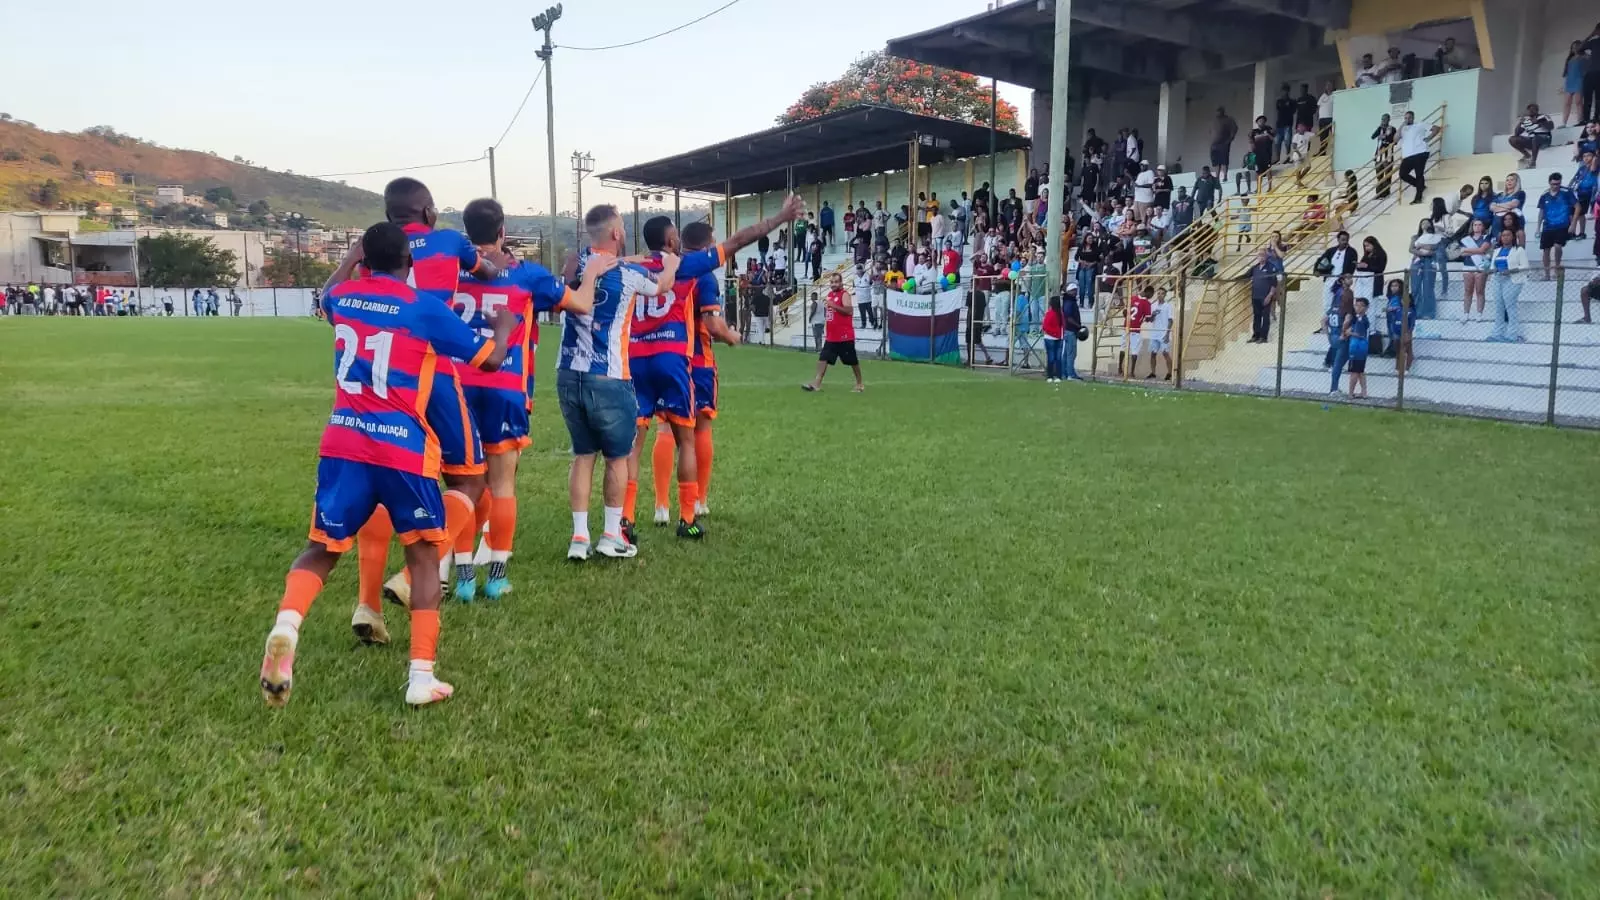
[455,261,574,454]
[401,220,494,475]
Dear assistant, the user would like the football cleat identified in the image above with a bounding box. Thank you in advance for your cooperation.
[676,518,706,540]
[405,673,455,707]
[351,603,389,645]
[482,576,512,602]
[620,517,637,547]
[453,576,478,604]
[382,572,411,609]
[566,536,591,562]
[694,501,710,518]
[596,533,638,558]
[653,506,671,526]
[259,628,297,707]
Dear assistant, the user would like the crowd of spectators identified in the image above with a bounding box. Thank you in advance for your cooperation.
[1,283,248,317]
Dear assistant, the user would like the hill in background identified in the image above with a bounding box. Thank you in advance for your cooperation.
[0,117,383,227]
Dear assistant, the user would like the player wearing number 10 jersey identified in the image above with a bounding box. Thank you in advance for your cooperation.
[455,198,600,601]
[258,222,514,710]
[621,200,807,543]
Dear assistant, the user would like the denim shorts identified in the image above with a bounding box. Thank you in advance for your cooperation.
[556,369,637,459]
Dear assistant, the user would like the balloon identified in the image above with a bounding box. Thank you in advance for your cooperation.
[945,273,958,286]
[1011,260,1023,272]
[903,278,916,293]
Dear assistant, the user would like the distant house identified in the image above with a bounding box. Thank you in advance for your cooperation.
[92,202,114,216]
[87,170,117,187]
[213,213,228,228]
[155,184,184,205]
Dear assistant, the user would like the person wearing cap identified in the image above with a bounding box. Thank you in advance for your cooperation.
[1133,160,1156,223]
[1152,165,1173,211]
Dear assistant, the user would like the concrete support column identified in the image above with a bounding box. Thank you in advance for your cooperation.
[1251,60,1274,123]
[1158,80,1189,168]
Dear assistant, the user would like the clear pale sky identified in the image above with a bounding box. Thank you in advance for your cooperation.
[5,0,1032,216]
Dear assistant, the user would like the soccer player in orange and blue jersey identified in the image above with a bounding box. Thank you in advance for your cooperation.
[455,197,606,600]
[649,220,742,523]
[333,178,504,618]
[624,200,805,541]
[259,222,514,709]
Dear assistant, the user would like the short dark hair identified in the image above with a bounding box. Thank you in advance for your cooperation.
[462,198,504,245]
[584,204,620,241]
[642,215,674,251]
[362,222,410,273]
[681,220,714,250]
[383,177,432,224]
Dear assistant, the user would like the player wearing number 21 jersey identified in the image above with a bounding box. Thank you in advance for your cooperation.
[260,222,513,711]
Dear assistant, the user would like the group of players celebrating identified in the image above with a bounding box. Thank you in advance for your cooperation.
[259,177,805,708]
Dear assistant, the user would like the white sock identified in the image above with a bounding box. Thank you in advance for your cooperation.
[408,659,434,678]
[273,610,303,634]
[489,549,512,563]
[436,556,450,584]
[453,551,473,565]
[603,505,623,537]
[572,511,589,541]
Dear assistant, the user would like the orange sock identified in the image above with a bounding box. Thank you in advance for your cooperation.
[652,430,674,511]
[474,491,494,540]
[442,489,475,560]
[409,608,440,662]
[678,482,698,525]
[695,426,714,505]
[624,479,638,521]
[355,507,393,613]
[278,568,324,619]
[487,495,517,555]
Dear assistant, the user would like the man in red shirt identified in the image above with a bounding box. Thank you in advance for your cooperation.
[941,242,961,282]
[801,273,864,393]
[1120,289,1153,378]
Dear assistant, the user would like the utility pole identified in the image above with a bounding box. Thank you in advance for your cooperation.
[533,5,563,264]
[571,151,594,251]
[487,146,498,200]
[1044,0,1072,297]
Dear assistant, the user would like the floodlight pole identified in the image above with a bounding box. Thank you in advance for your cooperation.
[487,146,498,200]
[1044,0,1072,298]
[989,78,998,223]
[533,4,563,262]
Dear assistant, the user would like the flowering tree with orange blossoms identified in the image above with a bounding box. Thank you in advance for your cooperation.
[778,52,1024,133]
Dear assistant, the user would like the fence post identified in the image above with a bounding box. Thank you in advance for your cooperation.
[272,287,279,317]
[1089,289,1102,382]
[1273,284,1287,399]
[928,282,936,365]
[1175,270,1187,390]
[1547,268,1566,427]
[1396,272,1409,412]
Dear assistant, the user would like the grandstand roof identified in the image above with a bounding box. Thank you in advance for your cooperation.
[597,104,1031,197]
[885,0,1351,90]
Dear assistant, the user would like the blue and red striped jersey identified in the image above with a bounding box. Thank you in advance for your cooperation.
[318,274,494,478]
[454,261,571,394]
[631,246,726,360]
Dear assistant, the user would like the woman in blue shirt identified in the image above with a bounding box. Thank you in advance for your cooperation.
[1489,174,1526,244]
[1564,41,1590,127]
[1470,177,1495,228]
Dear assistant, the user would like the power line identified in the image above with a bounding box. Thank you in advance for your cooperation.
[308,156,487,179]
[557,0,749,51]
[493,67,545,150]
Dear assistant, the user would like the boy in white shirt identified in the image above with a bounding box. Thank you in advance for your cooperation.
[1143,287,1175,381]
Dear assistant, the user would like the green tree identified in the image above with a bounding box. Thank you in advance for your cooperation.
[36,179,61,206]
[137,233,240,287]
[259,251,334,288]
[204,186,235,204]
[247,199,270,217]
[778,51,1023,132]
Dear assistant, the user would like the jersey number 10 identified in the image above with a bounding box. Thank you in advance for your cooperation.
[634,289,676,322]
[334,324,394,398]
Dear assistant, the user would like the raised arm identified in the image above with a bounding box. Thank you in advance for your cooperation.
[319,242,365,315]
[717,194,806,258]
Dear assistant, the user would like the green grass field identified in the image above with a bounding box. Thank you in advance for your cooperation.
[3,317,1599,896]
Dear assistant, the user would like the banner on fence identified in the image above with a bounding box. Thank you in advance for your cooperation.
[885,287,963,364]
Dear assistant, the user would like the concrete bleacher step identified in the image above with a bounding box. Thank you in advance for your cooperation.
[1404,318,1600,343]
[1279,349,1600,391]
[1252,368,1599,419]
[1293,333,1600,367]
[1489,126,1586,157]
